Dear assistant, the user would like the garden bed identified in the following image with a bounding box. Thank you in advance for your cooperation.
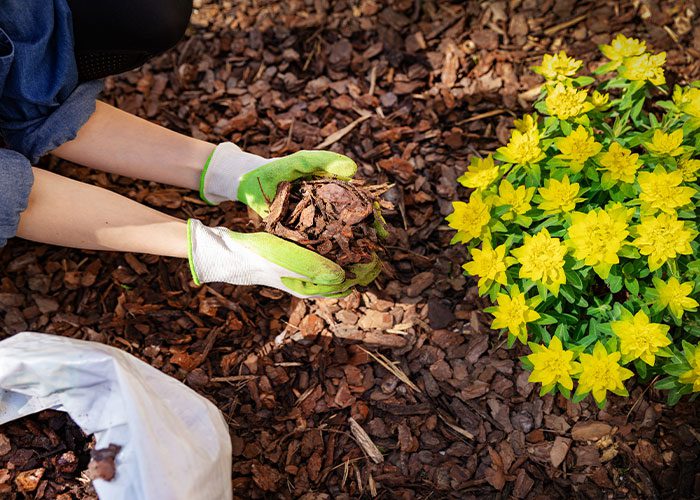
[1,0,700,498]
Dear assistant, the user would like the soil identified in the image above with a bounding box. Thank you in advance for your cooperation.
[264,179,391,267]
[1,0,700,499]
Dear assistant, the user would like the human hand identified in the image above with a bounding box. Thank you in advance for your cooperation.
[199,143,357,217]
[187,220,380,298]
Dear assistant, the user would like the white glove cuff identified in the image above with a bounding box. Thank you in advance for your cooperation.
[187,219,251,286]
[200,142,269,205]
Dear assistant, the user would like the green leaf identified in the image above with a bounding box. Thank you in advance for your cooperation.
[634,359,648,380]
[668,389,684,406]
[535,313,558,326]
[565,270,583,290]
[493,205,512,217]
[507,333,517,348]
[554,323,569,342]
[663,362,690,377]
[606,273,623,294]
[655,376,678,390]
[559,285,576,304]
[572,390,589,404]
[560,120,573,136]
[539,383,556,396]
[534,101,549,114]
[630,96,646,122]
[573,76,596,87]
[624,278,640,296]
[520,360,534,374]
[593,62,618,75]
[535,282,548,301]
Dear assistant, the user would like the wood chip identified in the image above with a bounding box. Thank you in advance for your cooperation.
[348,418,383,464]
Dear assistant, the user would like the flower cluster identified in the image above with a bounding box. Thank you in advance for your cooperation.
[447,35,700,406]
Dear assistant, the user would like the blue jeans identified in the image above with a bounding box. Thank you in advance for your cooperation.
[0,0,103,247]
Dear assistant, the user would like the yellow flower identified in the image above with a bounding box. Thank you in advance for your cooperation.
[463,241,511,291]
[590,90,610,110]
[545,83,593,120]
[638,167,696,214]
[458,155,500,190]
[511,229,567,296]
[554,126,603,172]
[611,310,671,366]
[598,142,641,184]
[653,277,699,319]
[446,192,491,245]
[491,179,535,221]
[513,114,538,133]
[600,34,646,62]
[537,175,584,214]
[632,213,696,271]
[576,342,634,404]
[678,156,700,182]
[497,128,545,166]
[673,86,700,118]
[533,51,583,81]
[527,337,580,391]
[619,52,666,85]
[491,287,540,343]
[566,204,630,279]
[644,129,685,157]
[680,347,700,392]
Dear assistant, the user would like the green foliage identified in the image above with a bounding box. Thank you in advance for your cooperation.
[447,35,700,406]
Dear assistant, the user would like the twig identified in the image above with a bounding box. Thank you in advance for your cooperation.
[359,346,422,393]
[543,14,588,36]
[210,375,258,383]
[368,64,377,96]
[426,13,464,40]
[438,413,475,440]
[314,112,372,150]
[257,177,272,205]
[685,424,700,445]
[348,417,384,464]
[625,375,659,422]
[456,108,508,125]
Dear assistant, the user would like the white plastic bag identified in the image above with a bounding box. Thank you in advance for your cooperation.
[0,332,232,500]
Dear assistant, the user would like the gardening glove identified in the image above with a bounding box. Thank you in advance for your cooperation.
[187,220,381,298]
[199,142,357,217]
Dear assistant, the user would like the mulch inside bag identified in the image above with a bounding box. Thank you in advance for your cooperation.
[0,410,120,500]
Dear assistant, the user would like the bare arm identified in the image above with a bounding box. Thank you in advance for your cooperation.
[52,101,215,190]
[17,168,188,257]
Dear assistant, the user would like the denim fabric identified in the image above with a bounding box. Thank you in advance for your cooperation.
[0,0,103,247]
[0,149,32,247]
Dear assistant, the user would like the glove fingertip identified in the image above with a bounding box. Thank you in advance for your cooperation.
[314,266,346,285]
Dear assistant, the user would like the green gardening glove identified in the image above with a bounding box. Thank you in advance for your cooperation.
[199,143,357,217]
[187,220,381,298]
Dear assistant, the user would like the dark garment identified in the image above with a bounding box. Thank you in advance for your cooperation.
[67,0,192,81]
[0,0,191,247]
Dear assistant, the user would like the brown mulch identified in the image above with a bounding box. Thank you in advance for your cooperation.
[264,179,390,267]
[0,411,96,499]
[2,0,700,498]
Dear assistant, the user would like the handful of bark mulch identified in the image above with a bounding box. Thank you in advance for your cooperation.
[0,410,120,499]
[264,179,392,268]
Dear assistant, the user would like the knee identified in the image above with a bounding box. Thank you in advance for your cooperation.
[147,0,192,54]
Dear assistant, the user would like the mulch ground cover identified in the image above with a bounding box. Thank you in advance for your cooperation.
[2,0,700,498]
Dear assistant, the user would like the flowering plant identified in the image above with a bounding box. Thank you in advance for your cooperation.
[447,34,700,407]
